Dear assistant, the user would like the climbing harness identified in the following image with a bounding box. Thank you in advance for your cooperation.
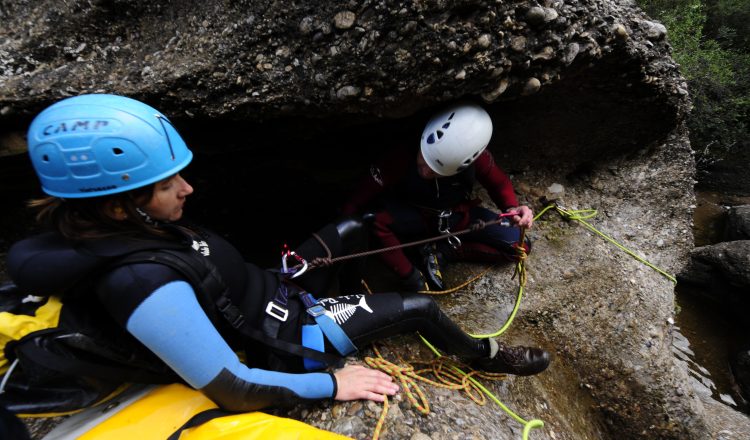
[264,244,356,363]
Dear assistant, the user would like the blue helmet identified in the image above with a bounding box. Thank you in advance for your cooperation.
[27,94,193,198]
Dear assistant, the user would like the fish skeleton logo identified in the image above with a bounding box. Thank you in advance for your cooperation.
[320,295,373,325]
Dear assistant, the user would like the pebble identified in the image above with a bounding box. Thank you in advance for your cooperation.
[613,24,629,39]
[522,77,541,95]
[299,16,314,35]
[334,11,356,30]
[526,7,546,25]
[547,182,565,197]
[477,34,491,48]
[336,85,361,99]
[563,42,580,65]
[510,36,526,52]
[481,78,508,102]
[642,20,667,40]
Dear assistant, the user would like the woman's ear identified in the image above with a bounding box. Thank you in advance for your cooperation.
[105,200,128,221]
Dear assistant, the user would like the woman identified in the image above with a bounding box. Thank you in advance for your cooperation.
[7,94,549,412]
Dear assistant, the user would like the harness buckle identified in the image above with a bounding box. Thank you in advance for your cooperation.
[265,301,289,322]
[306,304,327,318]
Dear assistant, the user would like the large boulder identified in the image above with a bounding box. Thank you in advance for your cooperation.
[726,205,750,241]
[1,0,749,439]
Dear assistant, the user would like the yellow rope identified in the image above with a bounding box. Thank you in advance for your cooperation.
[416,265,495,295]
[364,343,507,440]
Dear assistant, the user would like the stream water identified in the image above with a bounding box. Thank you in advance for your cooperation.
[673,191,750,413]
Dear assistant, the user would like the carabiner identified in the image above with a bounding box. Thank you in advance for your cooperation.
[447,234,462,249]
[281,247,309,279]
[438,209,452,233]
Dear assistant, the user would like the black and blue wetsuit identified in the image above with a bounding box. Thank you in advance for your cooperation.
[7,222,490,412]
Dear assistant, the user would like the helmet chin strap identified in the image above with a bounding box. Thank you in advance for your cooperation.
[135,207,160,226]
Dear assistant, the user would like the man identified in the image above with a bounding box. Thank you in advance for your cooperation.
[342,102,533,291]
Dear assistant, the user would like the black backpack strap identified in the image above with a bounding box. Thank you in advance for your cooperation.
[166,408,234,440]
[114,249,344,367]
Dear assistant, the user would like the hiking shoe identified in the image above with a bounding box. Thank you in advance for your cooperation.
[401,267,430,292]
[420,244,445,291]
[472,342,550,376]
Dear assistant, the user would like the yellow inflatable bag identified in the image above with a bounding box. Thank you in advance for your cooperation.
[43,383,350,440]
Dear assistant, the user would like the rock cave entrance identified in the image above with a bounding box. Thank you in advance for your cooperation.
[0,53,678,272]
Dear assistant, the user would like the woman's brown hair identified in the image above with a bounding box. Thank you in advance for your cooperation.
[29,184,169,241]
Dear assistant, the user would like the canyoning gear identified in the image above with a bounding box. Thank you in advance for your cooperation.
[341,146,524,283]
[4,224,346,413]
[5,214,501,413]
[420,102,493,177]
[26,94,193,198]
[471,342,550,376]
[420,243,446,291]
[370,201,529,281]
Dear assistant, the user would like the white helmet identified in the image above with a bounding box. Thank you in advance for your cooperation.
[420,102,493,176]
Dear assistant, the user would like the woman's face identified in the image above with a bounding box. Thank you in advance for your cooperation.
[142,174,194,222]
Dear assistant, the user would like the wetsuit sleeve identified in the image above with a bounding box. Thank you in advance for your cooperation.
[473,150,519,211]
[341,148,413,215]
[125,280,336,411]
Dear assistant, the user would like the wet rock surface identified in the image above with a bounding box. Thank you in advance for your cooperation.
[2,0,750,439]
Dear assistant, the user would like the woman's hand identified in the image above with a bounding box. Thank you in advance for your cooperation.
[334,364,399,402]
[507,205,534,229]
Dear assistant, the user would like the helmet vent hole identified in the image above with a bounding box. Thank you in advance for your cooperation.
[42,154,50,162]
[472,151,479,158]
[448,112,455,120]
[436,130,444,139]
[112,147,124,155]
[426,133,436,144]
[463,158,472,165]
[436,159,444,166]
[442,122,450,129]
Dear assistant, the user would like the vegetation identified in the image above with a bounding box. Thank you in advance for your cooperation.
[638,0,749,179]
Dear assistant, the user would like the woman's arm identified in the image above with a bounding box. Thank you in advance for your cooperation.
[125,280,335,411]
[125,280,398,411]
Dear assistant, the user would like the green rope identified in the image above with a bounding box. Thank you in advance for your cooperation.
[419,335,544,440]
[546,204,677,284]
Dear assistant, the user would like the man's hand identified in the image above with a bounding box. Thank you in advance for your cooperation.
[334,364,399,402]
[506,205,534,229]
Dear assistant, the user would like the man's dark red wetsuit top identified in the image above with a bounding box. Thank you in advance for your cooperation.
[342,147,519,215]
